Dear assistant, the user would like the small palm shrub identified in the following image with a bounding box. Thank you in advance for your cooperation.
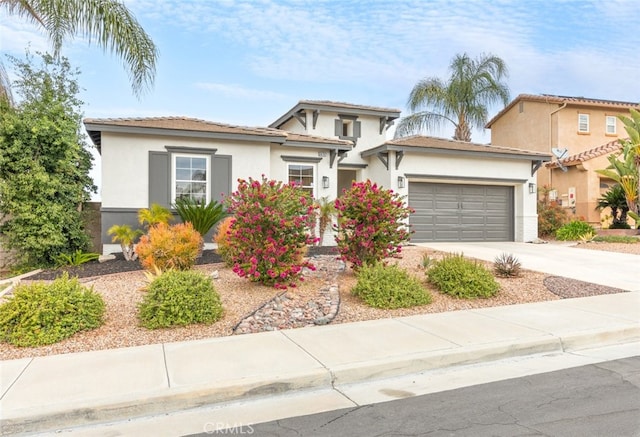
[138,203,173,229]
[555,220,596,241]
[213,216,235,266]
[0,273,105,347]
[174,197,226,237]
[107,224,143,261]
[138,270,224,329]
[352,263,432,309]
[493,253,521,278]
[135,222,203,271]
[427,253,499,299]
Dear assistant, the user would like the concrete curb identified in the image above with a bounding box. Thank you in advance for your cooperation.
[2,324,638,436]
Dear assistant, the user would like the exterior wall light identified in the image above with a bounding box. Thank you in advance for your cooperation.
[529,182,536,194]
[322,176,330,189]
[398,176,405,189]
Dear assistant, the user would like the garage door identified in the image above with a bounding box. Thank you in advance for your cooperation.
[409,182,514,242]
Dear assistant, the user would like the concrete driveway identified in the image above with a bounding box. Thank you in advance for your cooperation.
[415,242,639,292]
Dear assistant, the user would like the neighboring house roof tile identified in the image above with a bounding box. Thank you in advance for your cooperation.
[269,100,401,128]
[486,94,640,128]
[545,139,623,168]
[362,135,551,160]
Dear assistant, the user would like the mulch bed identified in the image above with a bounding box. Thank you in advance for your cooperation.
[26,246,339,281]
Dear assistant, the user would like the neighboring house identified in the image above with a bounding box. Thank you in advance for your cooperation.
[486,94,639,224]
[85,100,550,254]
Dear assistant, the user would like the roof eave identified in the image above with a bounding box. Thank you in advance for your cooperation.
[82,123,287,144]
[361,143,551,162]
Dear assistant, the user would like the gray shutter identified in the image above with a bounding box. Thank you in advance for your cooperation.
[212,155,232,203]
[149,151,170,208]
[354,121,361,138]
[334,119,342,136]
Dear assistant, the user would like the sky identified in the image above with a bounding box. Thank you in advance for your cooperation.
[2,0,640,200]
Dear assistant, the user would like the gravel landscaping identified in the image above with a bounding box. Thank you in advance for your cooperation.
[0,243,636,360]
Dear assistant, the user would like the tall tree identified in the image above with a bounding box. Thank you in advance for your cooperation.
[0,0,158,98]
[395,53,510,142]
[0,51,96,266]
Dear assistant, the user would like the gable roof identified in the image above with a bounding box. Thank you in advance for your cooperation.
[545,139,623,168]
[84,116,352,153]
[269,100,401,129]
[361,135,552,161]
[485,94,640,128]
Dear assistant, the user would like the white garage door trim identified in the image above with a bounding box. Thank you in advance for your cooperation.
[409,182,514,242]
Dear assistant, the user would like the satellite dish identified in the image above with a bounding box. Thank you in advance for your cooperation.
[551,148,568,172]
[551,148,568,159]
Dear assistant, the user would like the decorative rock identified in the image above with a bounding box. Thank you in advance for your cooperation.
[210,270,219,279]
[232,255,343,335]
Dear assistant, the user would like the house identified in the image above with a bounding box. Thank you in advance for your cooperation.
[486,94,639,224]
[84,100,550,255]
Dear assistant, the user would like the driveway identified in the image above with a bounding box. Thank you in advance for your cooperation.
[415,242,640,292]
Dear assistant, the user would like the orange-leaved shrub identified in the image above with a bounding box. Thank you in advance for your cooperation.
[213,216,235,266]
[135,222,203,271]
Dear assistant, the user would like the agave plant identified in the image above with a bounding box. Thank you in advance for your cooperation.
[173,197,226,237]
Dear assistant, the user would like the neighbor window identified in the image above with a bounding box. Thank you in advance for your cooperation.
[605,116,617,135]
[578,113,589,133]
[288,164,315,197]
[172,154,210,203]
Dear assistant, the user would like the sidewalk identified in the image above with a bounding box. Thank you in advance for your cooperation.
[1,290,639,435]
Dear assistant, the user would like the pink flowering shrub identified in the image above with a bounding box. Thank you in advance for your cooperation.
[226,177,318,289]
[334,180,414,269]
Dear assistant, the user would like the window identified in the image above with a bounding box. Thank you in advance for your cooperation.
[172,154,210,203]
[288,164,315,196]
[606,116,617,135]
[578,113,589,133]
[342,120,351,137]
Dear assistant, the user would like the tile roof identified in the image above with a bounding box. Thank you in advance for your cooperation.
[83,116,285,137]
[379,135,551,159]
[545,139,623,168]
[486,94,640,128]
[285,132,352,147]
[298,100,401,114]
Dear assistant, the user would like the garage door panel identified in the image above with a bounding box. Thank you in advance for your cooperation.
[409,182,513,242]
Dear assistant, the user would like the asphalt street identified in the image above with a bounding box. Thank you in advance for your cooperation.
[189,356,640,437]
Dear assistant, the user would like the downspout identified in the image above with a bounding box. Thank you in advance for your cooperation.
[548,102,568,189]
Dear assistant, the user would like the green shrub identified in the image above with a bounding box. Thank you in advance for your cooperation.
[135,222,203,271]
[427,253,499,299]
[352,263,431,309]
[138,270,223,329]
[0,273,105,347]
[593,235,639,244]
[54,250,100,267]
[493,253,521,278]
[555,220,596,241]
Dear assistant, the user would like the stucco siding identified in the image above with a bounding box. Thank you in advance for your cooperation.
[100,132,270,209]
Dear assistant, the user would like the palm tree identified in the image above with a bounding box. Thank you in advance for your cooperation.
[0,0,158,98]
[618,109,640,218]
[395,53,510,142]
[596,184,630,228]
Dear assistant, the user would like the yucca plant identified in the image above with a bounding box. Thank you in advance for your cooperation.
[173,197,226,237]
